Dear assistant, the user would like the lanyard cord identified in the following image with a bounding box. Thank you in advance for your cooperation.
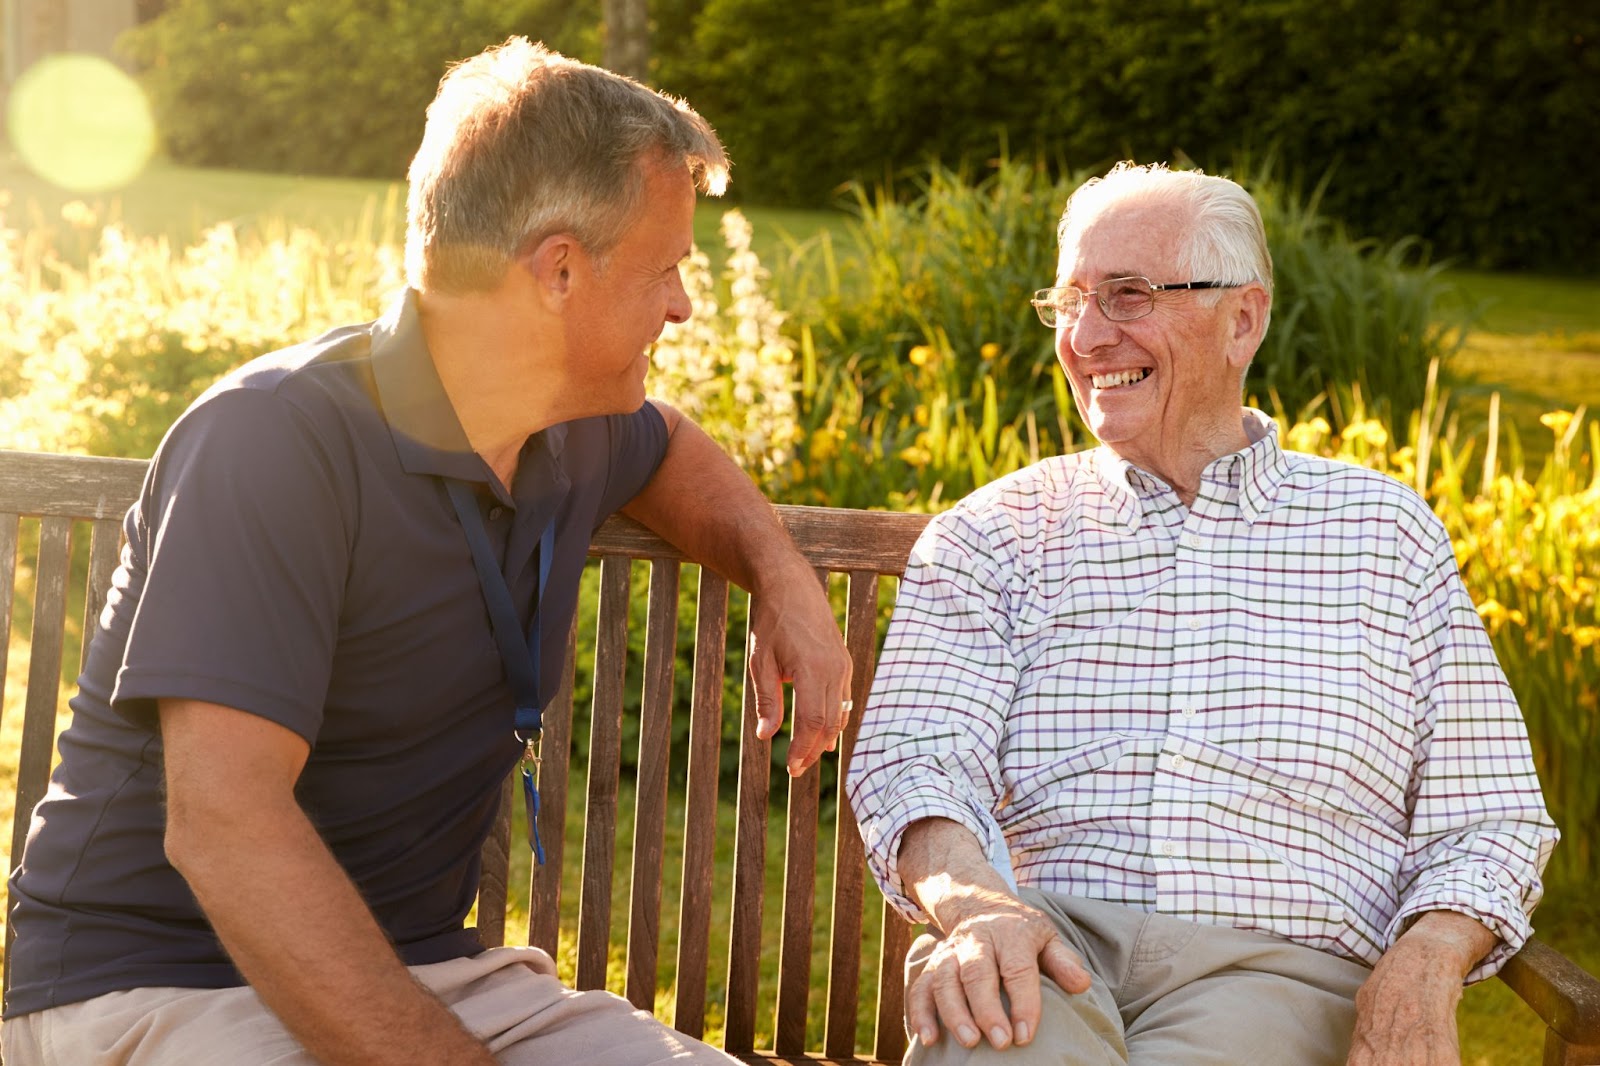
[445,478,556,862]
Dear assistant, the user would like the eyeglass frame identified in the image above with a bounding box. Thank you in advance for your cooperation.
[1029,276,1249,328]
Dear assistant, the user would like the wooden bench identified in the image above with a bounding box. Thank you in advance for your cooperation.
[3,447,1599,1065]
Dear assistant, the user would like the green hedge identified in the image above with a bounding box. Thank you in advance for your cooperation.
[659,0,1600,270]
[120,0,599,178]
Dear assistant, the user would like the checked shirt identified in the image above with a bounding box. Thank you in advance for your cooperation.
[847,411,1557,981]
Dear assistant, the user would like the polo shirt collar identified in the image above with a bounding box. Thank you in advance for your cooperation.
[369,289,569,488]
[1091,408,1290,528]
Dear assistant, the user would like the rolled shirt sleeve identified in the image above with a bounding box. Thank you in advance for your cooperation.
[847,506,1022,922]
[1389,531,1559,982]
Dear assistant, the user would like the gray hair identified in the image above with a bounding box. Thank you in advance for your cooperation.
[1058,161,1273,332]
[405,37,729,293]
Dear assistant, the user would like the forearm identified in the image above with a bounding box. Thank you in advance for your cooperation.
[169,797,492,1065]
[624,402,811,595]
[1387,910,1498,979]
[899,817,1021,934]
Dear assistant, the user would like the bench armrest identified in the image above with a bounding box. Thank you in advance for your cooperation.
[1497,937,1600,1047]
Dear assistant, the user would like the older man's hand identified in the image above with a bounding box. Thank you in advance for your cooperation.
[747,563,852,776]
[1347,911,1496,1066]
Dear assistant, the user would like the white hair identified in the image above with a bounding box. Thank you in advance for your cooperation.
[1058,161,1273,332]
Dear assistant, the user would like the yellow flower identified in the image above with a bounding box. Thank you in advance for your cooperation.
[1539,410,1574,436]
[1571,626,1600,649]
[908,345,935,368]
[1477,599,1507,624]
[913,404,929,427]
[898,445,932,467]
[980,342,1001,361]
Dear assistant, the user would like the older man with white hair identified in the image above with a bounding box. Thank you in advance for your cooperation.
[847,162,1556,1065]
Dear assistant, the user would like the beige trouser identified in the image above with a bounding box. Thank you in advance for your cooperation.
[906,891,1373,1066]
[2,945,737,1065]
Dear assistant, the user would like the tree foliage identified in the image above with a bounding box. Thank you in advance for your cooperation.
[656,0,1600,269]
[121,0,599,179]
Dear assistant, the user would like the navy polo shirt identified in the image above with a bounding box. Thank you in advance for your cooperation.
[5,291,668,1017]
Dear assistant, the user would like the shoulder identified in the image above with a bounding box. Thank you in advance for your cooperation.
[917,451,1097,563]
[1277,451,1451,559]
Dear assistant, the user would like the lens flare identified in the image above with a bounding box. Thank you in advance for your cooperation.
[7,54,156,193]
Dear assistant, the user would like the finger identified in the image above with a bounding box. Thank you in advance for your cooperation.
[953,948,1015,1050]
[997,948,1044,1047]
[784,671,839,776]
[746,644,784,742]
[930,957,983,1049]
[905,969,943,1047]
[1039,937,1093,996]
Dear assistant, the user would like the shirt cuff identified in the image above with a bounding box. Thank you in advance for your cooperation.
[1386,863,1536,983]
[859,781,1014,925]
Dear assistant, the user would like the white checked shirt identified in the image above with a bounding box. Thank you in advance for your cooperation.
[847,411,1557,981]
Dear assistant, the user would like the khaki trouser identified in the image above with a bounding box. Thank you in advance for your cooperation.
[905,891,1373,1066]
[2,945,737,1065]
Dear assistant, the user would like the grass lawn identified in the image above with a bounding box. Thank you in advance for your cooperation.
[4,155,1599,1062]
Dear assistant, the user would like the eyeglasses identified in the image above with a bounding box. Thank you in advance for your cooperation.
[1030,276,1247,328]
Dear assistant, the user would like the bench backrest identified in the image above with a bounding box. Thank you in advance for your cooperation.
[0,448,931,1062]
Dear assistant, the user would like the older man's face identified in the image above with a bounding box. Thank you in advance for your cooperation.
[1054,197,1249,476]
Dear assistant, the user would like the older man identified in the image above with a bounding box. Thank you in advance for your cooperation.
[5,39,850,1066]
[847,162,1556,1065]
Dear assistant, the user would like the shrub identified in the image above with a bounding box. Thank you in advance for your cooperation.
[659,0,1600,270]
[119,0,599,179]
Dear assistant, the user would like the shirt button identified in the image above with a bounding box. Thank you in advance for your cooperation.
[1160,841,1177,856]
[1181,531,1202,549]
[1185,616,1202,631]
[488,506,506,521]
[1169,754,1187,770]
[1183,705,1197,718]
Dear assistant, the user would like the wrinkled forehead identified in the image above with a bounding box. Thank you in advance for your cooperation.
[1056,198,1191,285]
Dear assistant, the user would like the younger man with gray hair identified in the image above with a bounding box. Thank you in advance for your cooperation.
[847,162,1556,1065]
[5,39,850,1065]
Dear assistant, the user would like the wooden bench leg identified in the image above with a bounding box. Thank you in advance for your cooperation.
[1546,1032,1600,1066]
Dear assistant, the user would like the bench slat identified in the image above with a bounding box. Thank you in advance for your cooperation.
[0,450,146,520]
[823,572,880,1059]
[724,601,771,1056]
[528,621,579,954]
[81,518,122,674]
[477,777,514,948]
[0,515,18,720]
[7,517,74,987]
[774,569,830,1055]
[591,509,926,576]
[671,567,728,1039]
[625,561,680,1011]
[577,557,631,990]
[876,899,913,1064]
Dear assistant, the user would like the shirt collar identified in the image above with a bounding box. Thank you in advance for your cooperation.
[1091,408,1290,528]
[369,289,568,489]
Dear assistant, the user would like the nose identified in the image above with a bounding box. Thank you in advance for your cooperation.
[665,267,691,324]
[1064,294,1119,358]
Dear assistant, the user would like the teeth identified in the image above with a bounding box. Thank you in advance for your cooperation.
[1092,369,1150,390]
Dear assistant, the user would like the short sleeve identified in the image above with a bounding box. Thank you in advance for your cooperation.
[595,401,669,519]
[112,388,353,742]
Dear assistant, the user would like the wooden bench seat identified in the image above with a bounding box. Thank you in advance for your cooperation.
[3,448,1598,1064]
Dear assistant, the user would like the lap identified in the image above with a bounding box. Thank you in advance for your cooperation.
[905,892,1369,1066]
[3,946,736,1066]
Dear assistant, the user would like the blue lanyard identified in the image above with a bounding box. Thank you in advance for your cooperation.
[445,478,555,864]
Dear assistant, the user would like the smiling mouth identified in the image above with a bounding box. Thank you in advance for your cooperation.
[1092,368,1151,390]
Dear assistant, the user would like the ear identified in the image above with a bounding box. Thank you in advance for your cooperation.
[1225,284,1271,370]
[522,233,580,309]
